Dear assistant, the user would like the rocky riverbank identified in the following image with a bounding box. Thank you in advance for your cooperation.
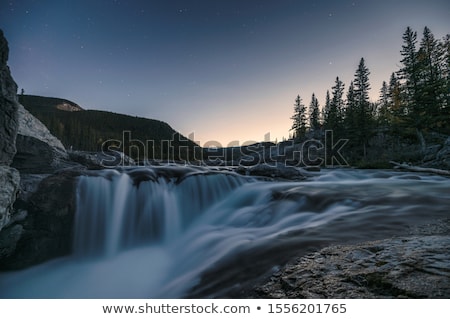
[255,219,450,298]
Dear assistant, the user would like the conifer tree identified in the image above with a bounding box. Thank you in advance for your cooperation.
[322,90,331,124]
[417,27,446,130]
[327,76,345,133]
[378,81,390,127]
[399,26,419,115]
[290,95,307,140]
[344,81,356,134]
[309,93,321,132]
[353,58,373,155]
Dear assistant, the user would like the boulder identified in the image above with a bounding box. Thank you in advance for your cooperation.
[256,233,450,298]
[0,170,80,270]
[16,103,66,151]
[11,103,72,173]
[0,166,20,232]
[12,135,71,174]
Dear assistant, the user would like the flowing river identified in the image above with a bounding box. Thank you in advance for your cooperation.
[1,167,449,298]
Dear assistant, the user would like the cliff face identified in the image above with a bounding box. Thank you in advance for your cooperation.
[0,29,20,233]
[0,29,76,268]
[0,29,18,165]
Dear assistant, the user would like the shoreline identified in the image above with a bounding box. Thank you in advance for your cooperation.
[253,218,450,298]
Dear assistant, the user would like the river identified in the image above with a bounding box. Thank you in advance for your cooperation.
[1,167,449,298]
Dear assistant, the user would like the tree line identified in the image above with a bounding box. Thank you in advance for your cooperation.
[290,26,450,163]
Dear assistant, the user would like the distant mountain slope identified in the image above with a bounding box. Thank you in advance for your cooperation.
[19,94,84,112]
[18,95,199,160]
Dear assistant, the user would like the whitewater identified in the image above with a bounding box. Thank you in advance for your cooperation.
[1,167,449,298]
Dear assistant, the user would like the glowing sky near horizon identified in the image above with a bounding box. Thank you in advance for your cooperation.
[1,0,449,146]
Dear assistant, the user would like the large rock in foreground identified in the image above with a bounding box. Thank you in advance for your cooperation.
[0,166,20,232]
[0,170,80,270]
[12,104,71,173]
[256,233,450,298]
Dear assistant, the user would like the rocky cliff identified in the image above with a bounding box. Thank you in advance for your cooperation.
[0,29,79,268]
[0,30,20,233]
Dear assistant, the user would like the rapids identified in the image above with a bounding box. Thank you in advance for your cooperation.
[1,167,449,298]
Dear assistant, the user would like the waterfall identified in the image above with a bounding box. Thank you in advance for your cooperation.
[1,168,450,298]
[73,167,250,257]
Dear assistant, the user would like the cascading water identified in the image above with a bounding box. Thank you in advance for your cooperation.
[73,168,249,257]
[1,167,450,298]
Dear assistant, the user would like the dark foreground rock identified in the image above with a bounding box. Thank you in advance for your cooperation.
[256,224,450,298]
[0,170,80,270]
[0,166,20,232]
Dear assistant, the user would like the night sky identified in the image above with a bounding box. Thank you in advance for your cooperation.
[1,0,449,146]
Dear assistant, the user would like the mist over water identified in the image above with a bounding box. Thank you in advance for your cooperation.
[1,167,449,298]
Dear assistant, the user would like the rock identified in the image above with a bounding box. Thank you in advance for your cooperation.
[256,234,450,298]
[0,166,20,232]
[235,163,306,180]
[0,96,18,166]
[11,102,73,173]
[12,135,72,173]
[0,170,81,270]
[436,137,450,163]
[0,30,19,165]
[68,150,135,169]
[0,224,23,260]
[17,173,50,202]
[423,144,441,162]
[16,103,66,151]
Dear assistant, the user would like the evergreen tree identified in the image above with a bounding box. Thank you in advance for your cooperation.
[398,26,420,116]
[309,93,320,131]
[417,27,447,130]
[353,57,373,155]
[322,90,331,124]
[388,72,405,132]
[327,76,345,133]
[443,34,450,125]
[290,94,307,139]
[377,81,390,127]
[344,81,357,134]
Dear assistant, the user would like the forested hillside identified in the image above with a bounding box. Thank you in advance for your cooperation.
[18,95,199,161]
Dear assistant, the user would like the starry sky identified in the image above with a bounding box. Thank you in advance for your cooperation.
[1,0,449,146]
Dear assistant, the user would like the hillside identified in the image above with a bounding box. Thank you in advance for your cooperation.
[18,95,200,161]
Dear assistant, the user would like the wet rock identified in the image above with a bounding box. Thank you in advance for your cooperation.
[235,163,306,180]
[0,170,81,270]
[12,135,72,173]
[256,234,450,298]
[68,150,135,169]
[0,224,23,260]
[0,166,20,232]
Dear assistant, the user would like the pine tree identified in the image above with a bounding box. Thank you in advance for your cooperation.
[398,26,420,115]
[290,94,307,140]
[388,72,404,133]
[344,81,356,134]
[322,90,331,124]
[309,93,320,132]
[326,76,345,133]
[378,81,390,127]
[353,57,373,156]
[417,27,447,130]
[443,34,450,128]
